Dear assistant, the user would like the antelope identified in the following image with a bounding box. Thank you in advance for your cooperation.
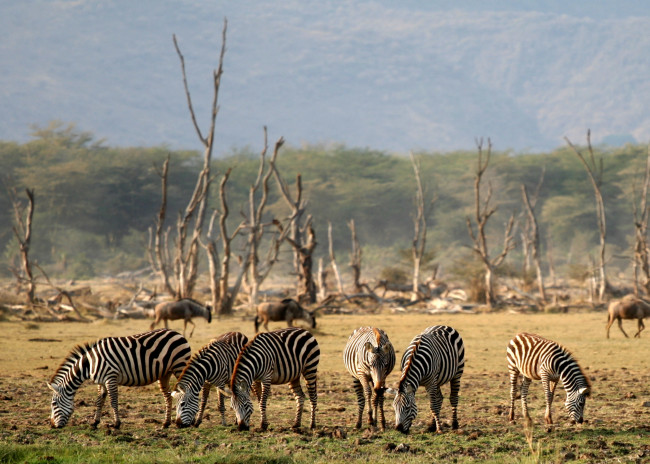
[606,295,650,338]
[254,298,316,332]
[150,298,212,338]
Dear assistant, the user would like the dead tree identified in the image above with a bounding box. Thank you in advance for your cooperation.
[409,153,435,301]
[565,130,609,301]
[148,20,227,299]
[8,187,36,304]
[327,221,345,295]
[632,144,650,297]
[521,182,547,304]
[270,159,318,303]
[348,219,364,294]
[466,138,516,308]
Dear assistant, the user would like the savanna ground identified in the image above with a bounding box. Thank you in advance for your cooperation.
[0,308,649,463]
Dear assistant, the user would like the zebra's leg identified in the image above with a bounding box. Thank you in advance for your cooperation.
[520,376,532,421]
[159,373,173,428]
[508,368,519,421]
[617,318,629,338]
[351,378,365,429]
[258,381,271,431]
[195,382,211,427]
[426,384,444,433]
[372,385,387,430]
[360,376,375,426]
[541,374,554,425]
[305,372,318,429]
[449,375,461,430]
[216,387,227,426]
[289,379,305,430]
[92,384,108,428]
[105,379,121,429]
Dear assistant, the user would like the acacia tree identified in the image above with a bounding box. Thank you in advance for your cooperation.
[466,138,516,307]
[148,20,227,299]
[565,130,609,301]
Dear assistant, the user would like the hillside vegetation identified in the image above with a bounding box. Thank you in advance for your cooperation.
[1,122,647,290]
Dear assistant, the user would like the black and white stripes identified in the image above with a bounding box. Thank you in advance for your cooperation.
[507,332,591,426]
[229,327,320,431]
[343,326,395,430]
[393,325,465,434]
[47,329,191,428]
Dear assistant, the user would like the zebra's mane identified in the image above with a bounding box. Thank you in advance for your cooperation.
[49,341,95,383]
[372,327,382,346]
[230,334,260,389]
[398,337,422,386]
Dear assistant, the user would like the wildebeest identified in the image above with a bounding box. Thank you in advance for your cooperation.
[254,298,316,332]
[606,295,650,338]
[150,298,212,338]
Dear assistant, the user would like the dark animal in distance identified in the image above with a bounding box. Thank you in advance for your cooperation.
[150,298,212,338]
[606,295,650,338]
[254,298,316,332]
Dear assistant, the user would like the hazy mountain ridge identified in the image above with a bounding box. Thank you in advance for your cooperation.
[2,1,649,153]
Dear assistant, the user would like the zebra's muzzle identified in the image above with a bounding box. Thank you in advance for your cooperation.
[395,423,409,434]
[237,422,250,431]
[175,418,192,428]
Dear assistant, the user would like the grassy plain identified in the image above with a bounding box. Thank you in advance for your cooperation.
[0,311,648,463]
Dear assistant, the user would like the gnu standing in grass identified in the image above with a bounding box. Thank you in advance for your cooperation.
[227,327,320,431]
[254,298,316,332]
[150,298,212,338]
[47,329,191,429]
[391,325,465,434]
[507,332,591,429]
[172,331,248,428]
[605,295,650,338]
[343,326,395,430]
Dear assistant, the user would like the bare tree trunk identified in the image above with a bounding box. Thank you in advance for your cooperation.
[632,144,650,297]
[201,210,221,312]
[327,221,344,294]
[521,184,547,304]
[317,257,327,301]
[565,130,609,301]
[466,138,516,308]
[409,153,435,301]
[9,187,36,304]
[348,219,363,294]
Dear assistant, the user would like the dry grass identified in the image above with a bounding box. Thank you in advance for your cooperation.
[0,310,649,463]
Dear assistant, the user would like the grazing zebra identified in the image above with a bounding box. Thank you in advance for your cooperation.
[229,327,320,431]
[254,298,316,332]
[507,333,591,427]
[343,326,396,430]
[47,329,191,429]
[150,298,212,338]
[172,331,248,428]
[392,325,465,434]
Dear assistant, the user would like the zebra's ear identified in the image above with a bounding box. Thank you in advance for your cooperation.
[381,342,393,354]
[176,384,186,394]
[47,382,61,395]
[216,387,232,398]
[405,384,416,395]
[579,387,590,397]
[364,342,375,353]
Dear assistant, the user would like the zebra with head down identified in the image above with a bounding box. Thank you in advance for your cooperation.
[172,331,248,428]
[392,325,465,434]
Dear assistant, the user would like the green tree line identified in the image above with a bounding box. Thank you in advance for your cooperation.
[2,121,647,285]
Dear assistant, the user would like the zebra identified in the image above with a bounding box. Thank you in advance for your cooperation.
[150,298,212,338]
[47,328,191,429]
[228,327,320,431]
[507,332,591,428]
[343,326,396,430]
[392,325,465,434]
[172,331,248,428]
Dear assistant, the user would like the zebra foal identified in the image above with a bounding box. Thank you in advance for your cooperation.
[228,327,320,431]
[47,329,191,429]
[172,332,248,428]
[343,326,395,430]
[507,333,591,428]
[392,325,465,434]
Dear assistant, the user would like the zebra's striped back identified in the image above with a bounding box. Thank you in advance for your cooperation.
[393,325,465,433]
[507,333,590,425]
[173,331,248,427]
[47,329,191,428]
[343,327,396,429]
[230,327,320,430]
